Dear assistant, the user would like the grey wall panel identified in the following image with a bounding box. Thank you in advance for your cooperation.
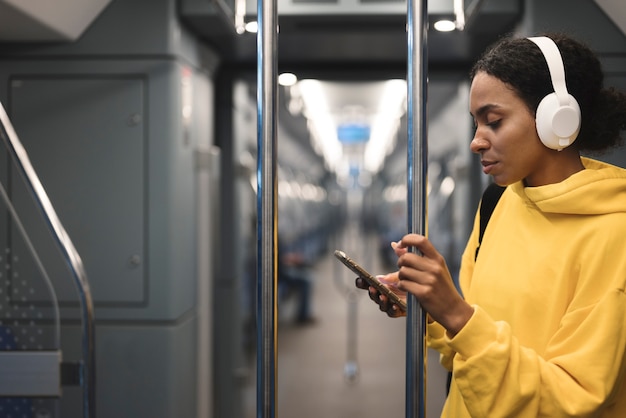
[57,316,197,418]
[0,1,219,417]
[0,58,215,417]
[0,59,205,321]
[143,61,198,322]
[96,317,197,418]
[10,76,146,305]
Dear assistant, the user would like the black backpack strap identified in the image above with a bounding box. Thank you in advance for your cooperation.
[474,183,506,261]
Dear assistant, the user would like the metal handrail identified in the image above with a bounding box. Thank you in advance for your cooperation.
[0,179,61,349]
[256,0,278,414]
[0,101,96,418]
[406,0,428,417]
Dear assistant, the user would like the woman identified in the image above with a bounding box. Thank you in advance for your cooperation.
[357,33,626,417]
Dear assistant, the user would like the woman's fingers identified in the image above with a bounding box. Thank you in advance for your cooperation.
[397,234,439,259]
[354,277,382,304]
[355,277,369,290]
[354,275,407,318]
[391,241,407,257]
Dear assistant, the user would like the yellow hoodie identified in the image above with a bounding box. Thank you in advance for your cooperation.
[428,158,626,417]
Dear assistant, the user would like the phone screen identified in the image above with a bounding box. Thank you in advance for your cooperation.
[334,250,407,312]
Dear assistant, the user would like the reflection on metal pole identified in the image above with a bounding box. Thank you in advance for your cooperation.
[406,0,428,417]
[344,289,360,384]
[256,0,278,413]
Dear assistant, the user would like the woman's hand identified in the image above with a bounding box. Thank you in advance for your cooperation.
[355,271,407,318]
[395,234,473,336]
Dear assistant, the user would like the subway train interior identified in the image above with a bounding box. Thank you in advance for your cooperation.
[0,0,625,417]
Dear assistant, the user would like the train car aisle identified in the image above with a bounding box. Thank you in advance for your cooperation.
[243,229,447,417]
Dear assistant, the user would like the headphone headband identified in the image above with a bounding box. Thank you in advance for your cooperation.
[527,37,570,106]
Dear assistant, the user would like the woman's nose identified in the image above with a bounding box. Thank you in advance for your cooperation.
[469,133,489,154]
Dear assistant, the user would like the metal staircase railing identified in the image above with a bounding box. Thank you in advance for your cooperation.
[0,101,96,418]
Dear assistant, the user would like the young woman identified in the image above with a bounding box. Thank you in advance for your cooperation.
[357,33,626,417]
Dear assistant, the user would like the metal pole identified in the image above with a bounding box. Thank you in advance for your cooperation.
[256,0,278,414]
[405,0,428,417]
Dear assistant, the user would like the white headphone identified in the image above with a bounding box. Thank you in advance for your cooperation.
[527,36,581,151]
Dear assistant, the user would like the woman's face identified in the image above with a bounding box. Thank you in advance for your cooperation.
[469,72,553,187]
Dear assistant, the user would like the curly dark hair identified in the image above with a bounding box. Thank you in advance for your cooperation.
[470,33,626,153]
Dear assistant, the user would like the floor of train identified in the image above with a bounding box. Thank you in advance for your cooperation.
[242,231,448,418]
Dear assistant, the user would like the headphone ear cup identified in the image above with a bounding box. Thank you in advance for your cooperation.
[535,92,581,150]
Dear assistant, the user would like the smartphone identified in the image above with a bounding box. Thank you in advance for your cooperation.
[334,249,407,312]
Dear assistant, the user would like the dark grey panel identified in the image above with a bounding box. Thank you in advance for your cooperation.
[590,72,626,168]
[531,0,626,55]
[10,77,146,304]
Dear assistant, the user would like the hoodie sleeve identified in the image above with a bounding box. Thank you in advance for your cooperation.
[446,291,626,417]
[427,321,454,371]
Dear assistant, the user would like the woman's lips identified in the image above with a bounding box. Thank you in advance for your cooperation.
[481,160,497,174]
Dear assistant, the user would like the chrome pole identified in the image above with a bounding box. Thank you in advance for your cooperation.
[406,0,428,417]
[256,0,278,413]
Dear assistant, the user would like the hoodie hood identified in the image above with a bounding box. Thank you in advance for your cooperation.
[510,158,626,215]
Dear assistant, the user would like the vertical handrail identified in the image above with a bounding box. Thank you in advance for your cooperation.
[256,0,278,413]
[0,101,96,418]
[405,0,428,417]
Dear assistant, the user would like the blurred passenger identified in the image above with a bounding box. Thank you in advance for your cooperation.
[356,33,626,417]
[278,240,317,326]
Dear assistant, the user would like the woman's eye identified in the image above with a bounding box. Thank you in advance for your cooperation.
[487,120,501,128]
